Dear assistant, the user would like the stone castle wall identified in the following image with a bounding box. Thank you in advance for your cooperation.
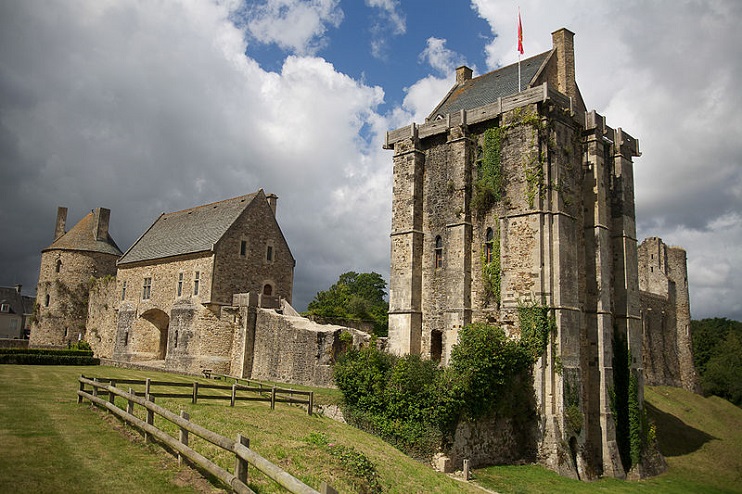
[638,237,699,392]
[86,275,118,357]
[31,249,118,347]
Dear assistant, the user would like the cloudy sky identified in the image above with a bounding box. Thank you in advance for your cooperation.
[1,0,740,320]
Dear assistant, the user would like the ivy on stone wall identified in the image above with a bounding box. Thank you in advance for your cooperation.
[517,300,554,362]
[481,225,501,306]
[473,127,504,214]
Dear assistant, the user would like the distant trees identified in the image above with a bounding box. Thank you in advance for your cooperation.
[306,271,388,336]
[692,318,742,406]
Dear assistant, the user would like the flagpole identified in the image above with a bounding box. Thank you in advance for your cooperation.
[517,8,523,92]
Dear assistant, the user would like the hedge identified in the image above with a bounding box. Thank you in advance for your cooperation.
[0,348,93,357]
[0,354,100,365]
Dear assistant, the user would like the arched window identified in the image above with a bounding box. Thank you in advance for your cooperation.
[485,227,494,264]
[434,236,443,269]
[263,284,273,296]
[55,260,62,273]
[431,331,443,363]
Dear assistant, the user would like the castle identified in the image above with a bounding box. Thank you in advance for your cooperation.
[383,28,685,478]
[31,191,369,385]
[27,28,698,481]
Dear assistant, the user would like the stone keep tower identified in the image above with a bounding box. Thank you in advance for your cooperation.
[638,237,700,393]
[385,29,642,478]
[30,207,122,346]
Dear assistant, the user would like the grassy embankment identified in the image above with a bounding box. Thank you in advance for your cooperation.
[1,365,740,493]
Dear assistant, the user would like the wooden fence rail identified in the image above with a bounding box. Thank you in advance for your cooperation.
[81,375,314,415]
[77,376,335,494]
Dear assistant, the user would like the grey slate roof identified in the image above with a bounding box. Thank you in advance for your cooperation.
[429,51,551,120]
[118,192,259,265]
[0,287,34,315]
[44,211,123,256]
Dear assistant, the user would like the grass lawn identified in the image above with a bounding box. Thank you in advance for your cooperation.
[473,386,742,493]
[3,364,740,493]
[0,365,477,493]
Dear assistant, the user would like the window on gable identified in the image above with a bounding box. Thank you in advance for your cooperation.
[266,245,274,262]
[0,303,9,313]
[142,277,152,300]
[485,227,494,264]
[121,281,127,301]
[240,240,247,257]
[435,236,443,269]
[263,284,273,296]
[177,272,183,297]
[194,271,200,296]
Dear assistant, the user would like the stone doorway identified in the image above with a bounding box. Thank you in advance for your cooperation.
[139,308,170,360]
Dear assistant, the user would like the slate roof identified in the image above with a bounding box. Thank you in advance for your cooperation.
[118,192,260,265]
[44,211,123,256]
[0,287,34,315]
[428,51,551,120]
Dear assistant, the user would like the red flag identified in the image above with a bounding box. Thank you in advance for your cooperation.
[517,11,524,55]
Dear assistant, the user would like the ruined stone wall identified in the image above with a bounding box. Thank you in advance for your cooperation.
[31,249,118,347]
[212,196,294,305]
[86,275,118,357]
[638,237,699,392]
[248,308,369,387]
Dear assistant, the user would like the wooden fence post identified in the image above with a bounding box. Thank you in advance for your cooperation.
[463,459,470,481]
[308,391,314,416]
[145,395,155,443]
[234,434,250,485]
[192,382,199,404]
[270,387,276,410]
[108,380,116,406]
[320,482,338,494]
[77,378,84,404]
[127,387,134,415]
[179,410,190,466]
[92,378,98,399]
[145,378,151,400]
[231,383,236,407]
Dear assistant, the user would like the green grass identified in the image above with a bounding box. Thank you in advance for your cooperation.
[3,365,740,493]
[473,386,742,493]
[0,365,477,493]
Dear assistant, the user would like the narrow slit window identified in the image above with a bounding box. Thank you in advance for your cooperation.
[194,271,200,296]
[177,272,183,297]
[485,227,494,264]
[435,236,443,269]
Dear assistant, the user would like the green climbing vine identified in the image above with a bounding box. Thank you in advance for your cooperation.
[481,224,501,305]
[517,299,554,362]
[472,127,504,214]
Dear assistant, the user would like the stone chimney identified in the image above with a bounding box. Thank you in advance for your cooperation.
[266,194,278,215]
[54,207,68,240]
[92,208,111,242]
[551,28,577,102]
[456,66,473,85]
[15,284,21,294]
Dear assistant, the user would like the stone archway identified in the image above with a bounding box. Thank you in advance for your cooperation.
[139,308,170,360]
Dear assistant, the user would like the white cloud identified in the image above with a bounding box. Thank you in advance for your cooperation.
[0,0,390,310]
[365,0,406,59]
[242,0,344,55]
[419,37,468,76]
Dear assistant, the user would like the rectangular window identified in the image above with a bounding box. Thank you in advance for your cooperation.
[0,303,9,313]
[121,281,127,301]
[240,240,247,256]
[142,277,152,300]
[266,245,273,262]
[45,294,50,307]
[177,272,183,297]
[194,271,200,296]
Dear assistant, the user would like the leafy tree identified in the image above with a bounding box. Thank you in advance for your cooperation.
[307,271,388,335]
[692,318,742,406]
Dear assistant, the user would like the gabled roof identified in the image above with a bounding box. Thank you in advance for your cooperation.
[118,192,260,265]
[44,211,123,256]
[428,51,551,121]
[0,287,34,315]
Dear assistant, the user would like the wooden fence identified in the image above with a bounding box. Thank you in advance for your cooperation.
[77,376,335,494]
[81,375,314,415]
